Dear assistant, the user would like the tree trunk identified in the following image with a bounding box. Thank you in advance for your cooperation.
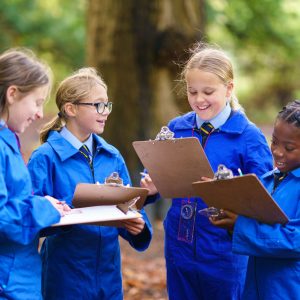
[87,0,205,182]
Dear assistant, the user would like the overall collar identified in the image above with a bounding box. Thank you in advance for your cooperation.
[262,167,300,180]
[195,102,231,129]
[47,130,118,161]
[0,126,20,153]
[172,110,249,134]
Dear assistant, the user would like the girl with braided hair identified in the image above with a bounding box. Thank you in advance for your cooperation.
[211,99,300,299]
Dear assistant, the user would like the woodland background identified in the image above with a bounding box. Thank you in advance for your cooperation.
[1,1,300,299]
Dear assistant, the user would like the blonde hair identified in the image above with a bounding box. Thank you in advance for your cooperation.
[0,48,52,117]
[182,43,242,111]
[40,67,107,143]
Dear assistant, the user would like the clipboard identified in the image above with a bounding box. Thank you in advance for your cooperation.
[53,205,142,227]
[72,183,149,210]
[192,174,289,224]
[132,137,214,198]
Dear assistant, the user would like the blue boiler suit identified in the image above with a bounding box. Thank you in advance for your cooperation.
[27,131,152,300]
[0,127,61,300]
[149,110,273,300]
[233,168,300,300]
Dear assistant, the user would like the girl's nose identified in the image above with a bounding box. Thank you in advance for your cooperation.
[102,106,111,116]
[35,108,44,120]
[273,147,284,158]
[196,93,206,104]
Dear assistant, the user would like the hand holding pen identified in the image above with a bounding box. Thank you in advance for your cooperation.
[45,196,71,216]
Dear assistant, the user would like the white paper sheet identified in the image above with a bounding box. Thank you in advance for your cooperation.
[52,205,142,227]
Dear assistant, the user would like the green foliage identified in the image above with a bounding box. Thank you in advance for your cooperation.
[1,0,300,122]
[0,0,85,66]
[0,0,86,112]
[206,0,300,123]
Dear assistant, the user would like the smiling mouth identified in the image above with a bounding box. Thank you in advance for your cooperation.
[275,161,285,167]
[196,104,210,111]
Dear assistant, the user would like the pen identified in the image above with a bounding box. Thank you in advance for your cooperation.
[237,168,243,176]
[140,172,149,177]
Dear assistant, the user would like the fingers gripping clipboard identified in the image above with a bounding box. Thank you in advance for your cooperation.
[133,136,214,198]
[192,174,289,224]
[53,183,149,227]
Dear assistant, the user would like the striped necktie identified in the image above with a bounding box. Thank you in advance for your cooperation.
[272,172,287,194]
[200,122,214,147]
[79,144,93,167]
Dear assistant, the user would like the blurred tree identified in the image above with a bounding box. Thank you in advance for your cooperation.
[1,0,300,167]
[206,0,300,120]
[87,0,205,178]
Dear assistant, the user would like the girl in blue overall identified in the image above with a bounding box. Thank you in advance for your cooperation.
[141,44,273,300]
[0,49,67,299]
[211,100,300,300]
[27,68,152,300]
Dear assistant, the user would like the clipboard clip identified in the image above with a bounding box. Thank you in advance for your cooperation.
[105,172,124,186]
[117,196,140,214]
[214,164,233,180]
[155,126,175,140]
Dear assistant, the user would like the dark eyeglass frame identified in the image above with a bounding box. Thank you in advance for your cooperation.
[74,101,113,114]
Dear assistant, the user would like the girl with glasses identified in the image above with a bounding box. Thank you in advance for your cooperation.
[28,67,152,300]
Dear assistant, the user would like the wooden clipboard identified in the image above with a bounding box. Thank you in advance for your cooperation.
[192,174,289,224]
[53,205,142,227]
[72,183,149,210]
[133,137,214,198]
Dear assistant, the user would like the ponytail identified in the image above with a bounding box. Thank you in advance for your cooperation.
[40,115,64,144]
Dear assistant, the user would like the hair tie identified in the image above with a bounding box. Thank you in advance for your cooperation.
[57,112,62,118]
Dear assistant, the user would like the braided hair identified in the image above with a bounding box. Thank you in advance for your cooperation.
[277,100,300,128]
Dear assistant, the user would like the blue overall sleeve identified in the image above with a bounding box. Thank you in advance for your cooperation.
[233,216,300,258]
[28,150,71,236]
[0,156,60,245]
[117,155,153,250]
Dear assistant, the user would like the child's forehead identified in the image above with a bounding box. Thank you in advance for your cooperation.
[88,84,108,97]
[274,119,300,139]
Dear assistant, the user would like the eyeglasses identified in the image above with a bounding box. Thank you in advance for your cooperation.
[74,101,113,114]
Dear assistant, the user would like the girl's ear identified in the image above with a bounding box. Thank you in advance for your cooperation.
[226,81,234,98]
[6,86,18,104]
[64,102,77,118]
